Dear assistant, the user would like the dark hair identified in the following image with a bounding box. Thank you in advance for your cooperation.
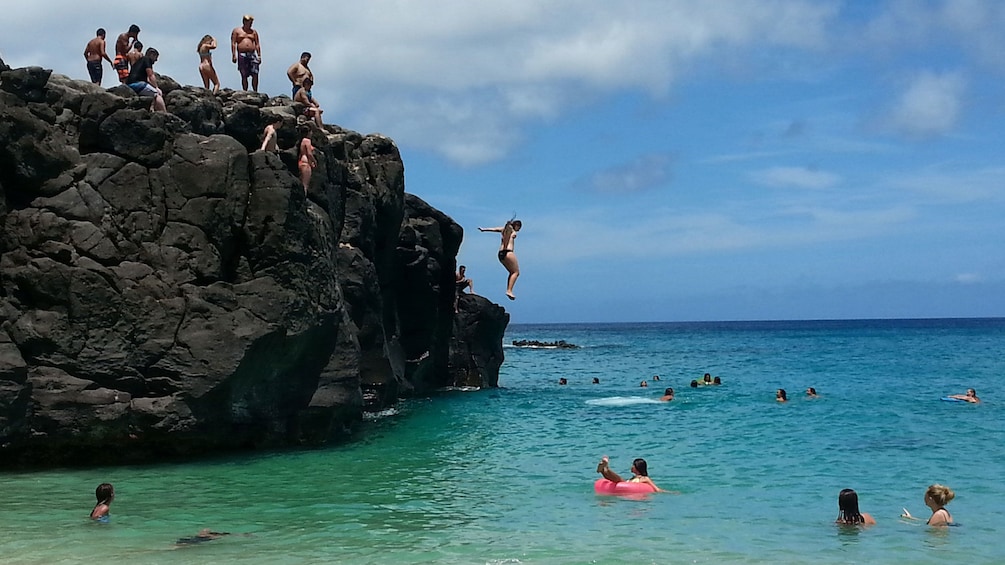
[268,114,285,124]
[777,388,787,400]
[301,52,312,59]
[690,380,698,388]
[129,24,141,34]
[713,376,721,384]
[146,48,159,58]
[592,377,599,384]
[96,28,106,37]
[133,41,143,51]
[458,265,466,271]
[632,458,649,477]
[837,489,865,524]
[664,388,673,396]
[807,387,817,395]
[95,483,114,504]
[703,373,712,381]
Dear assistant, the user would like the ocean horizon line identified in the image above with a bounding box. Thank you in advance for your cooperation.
[509,316,1005,328]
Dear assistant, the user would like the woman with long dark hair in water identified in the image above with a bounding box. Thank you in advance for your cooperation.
[478,219,521,300]
[835,489,876,525]
[596,456,666,492]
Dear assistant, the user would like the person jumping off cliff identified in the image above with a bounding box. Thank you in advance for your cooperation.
[478,218,521,300]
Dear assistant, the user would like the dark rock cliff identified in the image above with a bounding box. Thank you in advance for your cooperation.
[0,64,508,468]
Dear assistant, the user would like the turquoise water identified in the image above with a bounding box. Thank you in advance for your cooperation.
[2,319,1004,564]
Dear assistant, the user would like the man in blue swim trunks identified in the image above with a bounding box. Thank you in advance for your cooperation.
[83,29,113,85]
[231,14,261,92]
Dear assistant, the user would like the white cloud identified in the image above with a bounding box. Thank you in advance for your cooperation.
[750,166,840,190]
[885,71,966,138]
[1,1,838,166]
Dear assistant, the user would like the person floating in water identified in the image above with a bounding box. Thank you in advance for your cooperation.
[776,389,788,403]
[478,219,521,300]
[659,387,674,402]
[948,389,980,403]
[90,483,114,521]
[596,456,666,492]
[175,529,232,546]
[639,380,648,388]
[835,488,876,525]
[806,387,818,398]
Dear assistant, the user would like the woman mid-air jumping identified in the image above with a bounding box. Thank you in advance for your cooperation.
[479,219,522,300]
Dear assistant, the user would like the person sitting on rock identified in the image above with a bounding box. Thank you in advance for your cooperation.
[454,265,473,312]
[293,76,324,128]
[125,47,166,112]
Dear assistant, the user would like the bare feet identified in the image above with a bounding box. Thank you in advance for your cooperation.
[506,292,516,300]
[596,455,609,473]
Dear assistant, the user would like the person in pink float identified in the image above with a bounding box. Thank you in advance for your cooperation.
[596,456,667,492]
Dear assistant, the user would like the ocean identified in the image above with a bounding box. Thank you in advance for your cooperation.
[2,319,1003,564]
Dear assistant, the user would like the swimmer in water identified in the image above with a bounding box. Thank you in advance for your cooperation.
[90,483,114,521]
[806,387,818,398]
[835,489,876,525]
[902,484,955,526]
[639,380,648,388]
[947,389,980,403]
[776,389,788,403]
[659,387,674,402]
[175,529,232,546]
[596,456,666,492]
[478,219,521,300]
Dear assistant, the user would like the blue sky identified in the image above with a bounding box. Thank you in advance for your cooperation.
[5,1,1005,322]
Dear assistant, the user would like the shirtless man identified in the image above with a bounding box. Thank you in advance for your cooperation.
[83,29,113,85]
[114,24,140,84]
[127,41,144,67]
[454,265,473,312]
[948,388,980,403]
[286,52,313,97]
[231,15,261,92]
[293,77,324,127]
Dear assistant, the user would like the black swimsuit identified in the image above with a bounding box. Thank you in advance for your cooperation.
[497,249,511,262]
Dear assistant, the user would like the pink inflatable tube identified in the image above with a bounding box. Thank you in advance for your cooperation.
[594,478,657,495]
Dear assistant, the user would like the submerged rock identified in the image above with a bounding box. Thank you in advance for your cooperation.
[0,65,507,467]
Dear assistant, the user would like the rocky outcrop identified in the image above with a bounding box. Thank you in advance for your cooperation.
[0,65,507,467]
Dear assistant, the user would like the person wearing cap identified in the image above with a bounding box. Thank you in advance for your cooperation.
[287,52,313,97]
[230,14,261,92]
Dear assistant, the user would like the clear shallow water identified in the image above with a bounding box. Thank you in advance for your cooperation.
[2,319,1004,564]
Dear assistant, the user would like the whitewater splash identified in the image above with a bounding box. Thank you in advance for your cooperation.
[585,396,662,407]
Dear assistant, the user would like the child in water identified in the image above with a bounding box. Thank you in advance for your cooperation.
[90,483,114,521]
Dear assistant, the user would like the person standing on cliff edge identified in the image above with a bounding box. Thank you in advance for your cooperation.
[231,15,261,92]
[83,29,113,85]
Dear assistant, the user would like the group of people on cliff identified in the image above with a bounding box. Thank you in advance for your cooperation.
[82,15,324,126]
[83,17,323,194]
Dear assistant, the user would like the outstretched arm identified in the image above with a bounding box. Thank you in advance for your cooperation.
[479,226,504,232]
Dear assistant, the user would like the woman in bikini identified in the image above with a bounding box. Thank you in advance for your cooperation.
[298,125,317,195]
[596,456,666,492]
[478,219,521,300]
[197,35,220,93]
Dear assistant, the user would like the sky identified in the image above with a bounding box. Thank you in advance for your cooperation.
[4,1,1005,323]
